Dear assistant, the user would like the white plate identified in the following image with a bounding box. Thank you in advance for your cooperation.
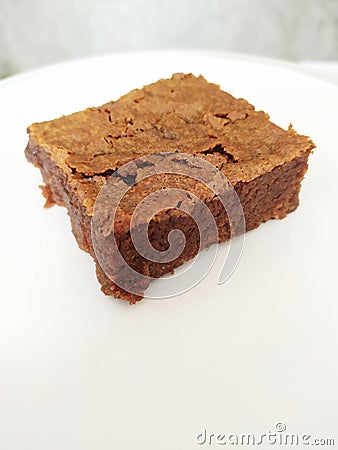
[0,51,337,449]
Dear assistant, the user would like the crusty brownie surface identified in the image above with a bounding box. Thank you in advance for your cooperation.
[25,73,314,303]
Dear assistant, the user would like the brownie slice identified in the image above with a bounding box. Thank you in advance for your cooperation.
[25,73,314,303]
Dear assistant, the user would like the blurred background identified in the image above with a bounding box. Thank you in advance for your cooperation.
[0,0,337,79]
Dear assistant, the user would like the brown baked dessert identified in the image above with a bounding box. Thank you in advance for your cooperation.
[25,73,314,303]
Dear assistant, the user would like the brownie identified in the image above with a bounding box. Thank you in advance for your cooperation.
[25,73,314,303]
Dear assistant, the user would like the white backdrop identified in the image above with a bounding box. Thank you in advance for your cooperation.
[0,0,337,78]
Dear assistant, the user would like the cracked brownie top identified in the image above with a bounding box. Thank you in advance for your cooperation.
[27,73,314,214]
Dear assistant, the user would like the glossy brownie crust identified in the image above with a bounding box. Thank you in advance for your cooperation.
[25,74,314,303]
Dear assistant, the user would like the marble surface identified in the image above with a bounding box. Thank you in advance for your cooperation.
[0,0,338,78]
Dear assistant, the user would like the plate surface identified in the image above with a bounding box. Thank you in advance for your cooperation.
[0,51,337,449]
